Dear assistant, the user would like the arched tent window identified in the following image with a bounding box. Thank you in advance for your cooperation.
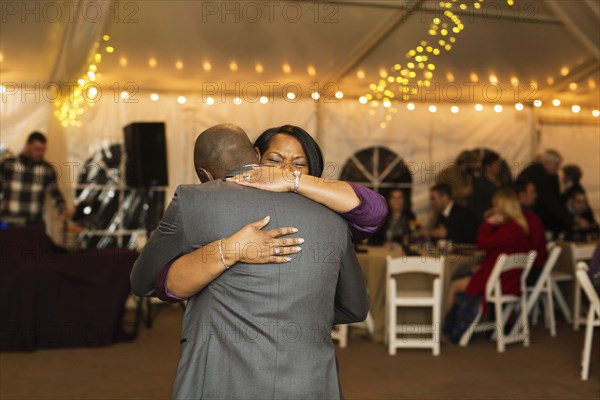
[340,146,413,210]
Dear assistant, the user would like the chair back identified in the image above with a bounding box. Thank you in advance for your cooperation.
[571,243,596,265]
[537,246,562,285]
[576,262,600,315]
[485,251,537,299]
[386,256,444,280]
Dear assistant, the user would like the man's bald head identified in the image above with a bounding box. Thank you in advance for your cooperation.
[194,124,258,181]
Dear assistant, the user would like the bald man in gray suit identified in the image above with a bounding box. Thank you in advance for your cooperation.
[131,124,368,400]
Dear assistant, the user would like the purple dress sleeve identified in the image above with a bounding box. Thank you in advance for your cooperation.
[155,259,187,303]
[339,182,388,243]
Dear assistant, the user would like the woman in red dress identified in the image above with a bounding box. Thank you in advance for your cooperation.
[447,188,533,312]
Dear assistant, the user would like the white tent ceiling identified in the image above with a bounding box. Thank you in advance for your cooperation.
[1,0,599,107]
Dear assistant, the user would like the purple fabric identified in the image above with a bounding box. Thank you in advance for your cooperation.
[340,183,388,243]
[155,259,187,303]
[155,182,388,302]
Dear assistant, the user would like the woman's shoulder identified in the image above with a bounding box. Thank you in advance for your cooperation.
[503,218,529,235]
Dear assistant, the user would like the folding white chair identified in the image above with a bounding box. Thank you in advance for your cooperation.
[572,244,597,330]
[545,241,572,323]
[459,251,537,353]
[332,325,348,348]
[386,256,444,356]
[551,270,574,324]
[332,312,374,348]
[526,245,562,336]
[575,262,600,380]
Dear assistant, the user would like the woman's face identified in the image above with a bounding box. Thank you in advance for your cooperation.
[258,134,310,175]
[388,190,404,213]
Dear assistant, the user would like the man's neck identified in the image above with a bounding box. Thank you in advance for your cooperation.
[19,153,38,163]
[221,163,260,180]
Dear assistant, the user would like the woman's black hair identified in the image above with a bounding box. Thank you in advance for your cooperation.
[253,125,324,177]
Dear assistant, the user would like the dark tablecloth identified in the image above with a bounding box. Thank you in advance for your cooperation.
[0,227,138,352]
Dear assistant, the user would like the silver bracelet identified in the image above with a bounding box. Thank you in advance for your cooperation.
[218,238,229,270]
[293,170,301,193]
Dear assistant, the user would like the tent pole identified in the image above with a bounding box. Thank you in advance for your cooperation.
[531,108,541,162]
[314,100,322,144]
[545,1,600,58]
[324,0,425,84]
[538,58,600,102]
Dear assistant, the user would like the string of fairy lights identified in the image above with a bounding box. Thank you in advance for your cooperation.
[360,0,517,127]
[53,35,114,127]
[357,0,599,126]
[2,0,598,127]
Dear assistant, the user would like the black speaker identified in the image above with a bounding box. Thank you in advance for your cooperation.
[124,122,168,187]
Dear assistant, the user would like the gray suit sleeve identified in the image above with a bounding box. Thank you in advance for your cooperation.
[333,233,369,324]
[130,187,184,297]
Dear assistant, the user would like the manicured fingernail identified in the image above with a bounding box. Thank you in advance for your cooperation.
[264,216,270,220]
[294,247,302,252]
[298,238,305,244]
[284,257,292,261]
[292,228,298,233]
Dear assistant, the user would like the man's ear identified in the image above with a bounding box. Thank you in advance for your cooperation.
[254,147,261,162]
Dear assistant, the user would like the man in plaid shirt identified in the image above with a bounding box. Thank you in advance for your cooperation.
[0,132,70,226]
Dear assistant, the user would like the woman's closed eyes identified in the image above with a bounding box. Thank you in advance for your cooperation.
[265,154,307,169]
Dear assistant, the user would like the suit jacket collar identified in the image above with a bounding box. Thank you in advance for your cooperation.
[223,164,260,180]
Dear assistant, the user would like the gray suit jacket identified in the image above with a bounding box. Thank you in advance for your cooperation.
[131,174,368,400]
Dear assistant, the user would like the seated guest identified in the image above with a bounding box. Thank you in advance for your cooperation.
[369,189,417,246]
[471,151,504,226]
[429,183,477,244]
[589,244,600,296]
[436,150,479,207]
[560,164,584,204]
[565,188,599,241]
[515,178,548,285]
[516,177,537,212]
[517,149,571,236]
[446,188,533,314]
